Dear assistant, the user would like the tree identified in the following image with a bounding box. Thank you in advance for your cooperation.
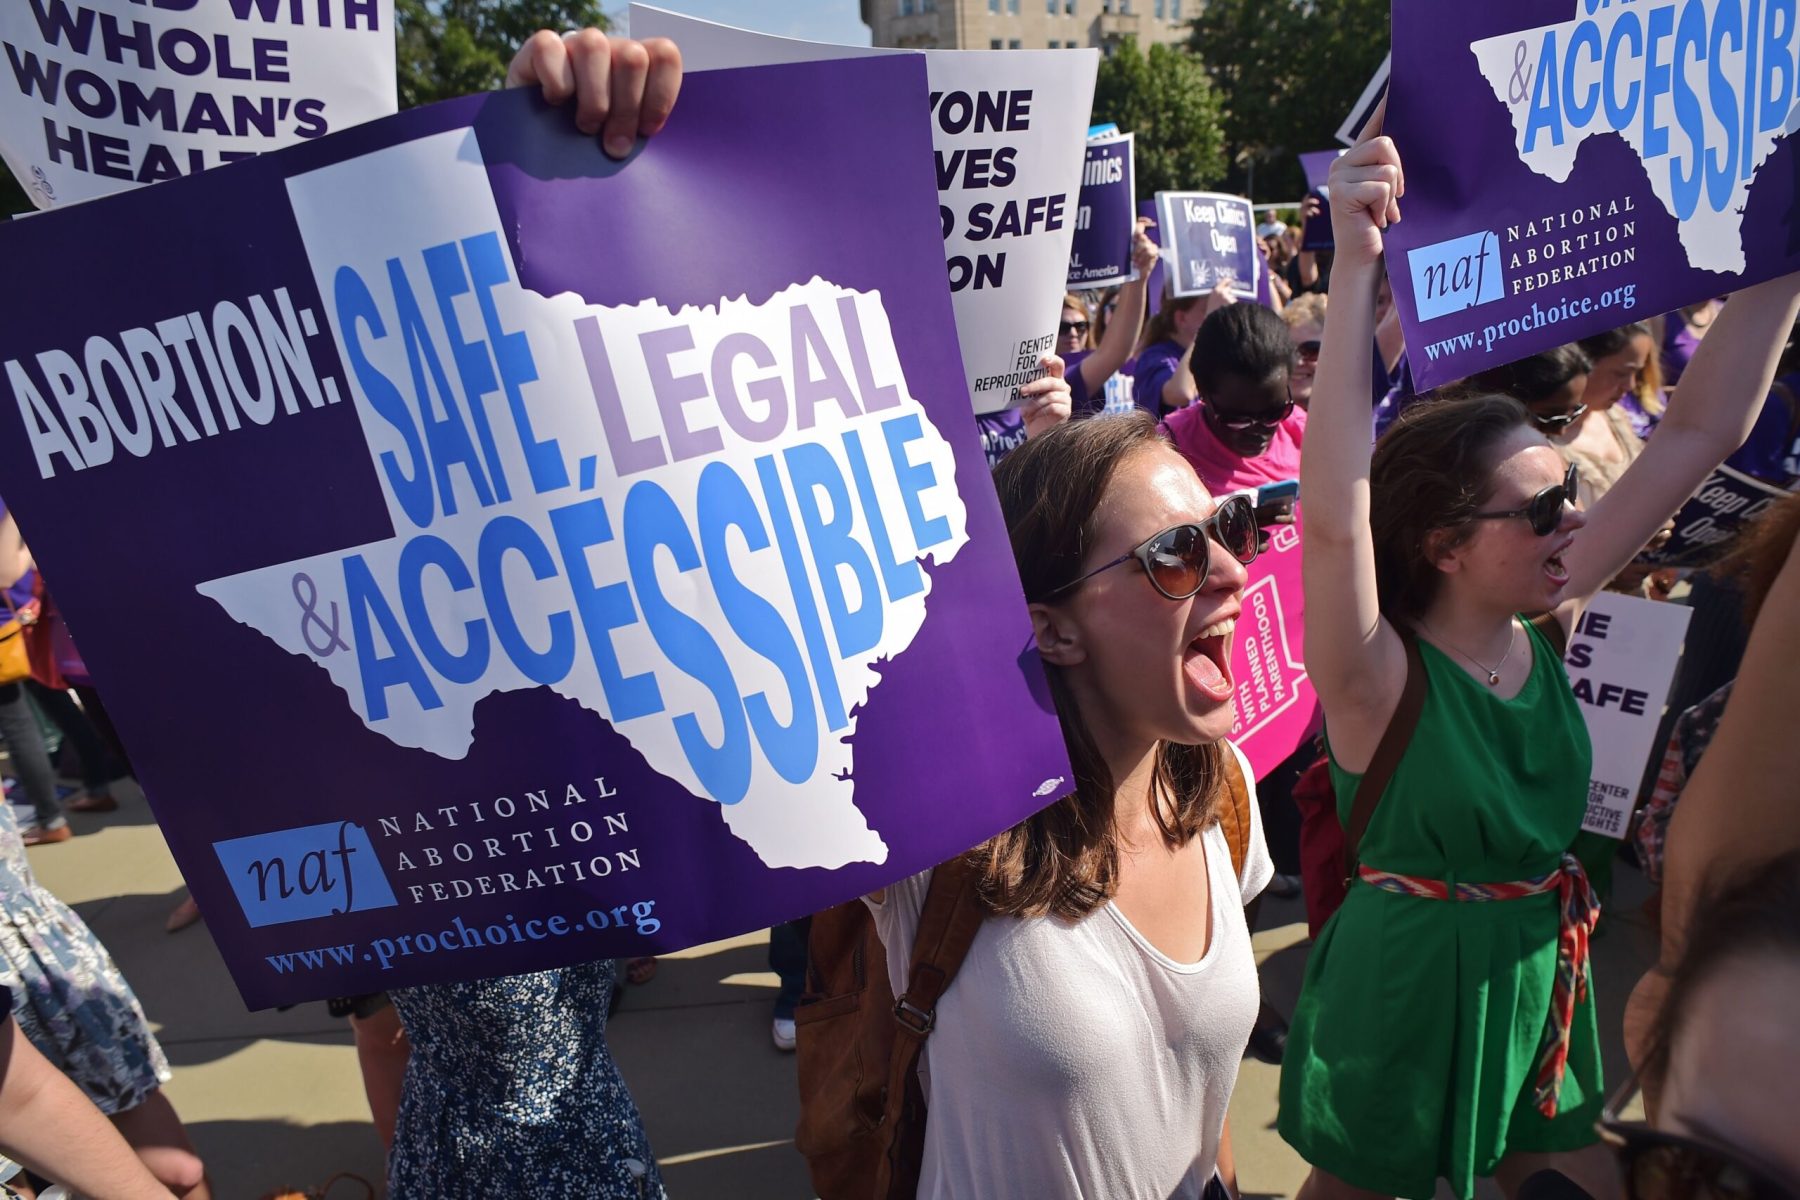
[1092,38,1228,198]
[1186,0,1388,201]
[395,0,611,109]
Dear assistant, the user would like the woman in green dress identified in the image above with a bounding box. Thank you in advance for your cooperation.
[1280,115,1800,1200]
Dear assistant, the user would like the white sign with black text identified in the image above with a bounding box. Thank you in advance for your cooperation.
[1564,594,1692,839]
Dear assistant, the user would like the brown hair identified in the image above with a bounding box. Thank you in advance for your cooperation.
[985,412,1226,919]
[1639,849,1800,1106]
[1060,292,1096,350]
[1368,393,1535,625]
[1136,294,1202,356]
[1712,492,1800,627]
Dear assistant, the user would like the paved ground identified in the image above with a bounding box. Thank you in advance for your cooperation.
[24,781,1654,1199]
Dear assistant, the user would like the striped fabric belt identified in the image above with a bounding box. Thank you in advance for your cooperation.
[1357,853,1600,1118]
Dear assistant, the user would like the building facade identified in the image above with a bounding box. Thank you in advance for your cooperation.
[862,0,1192,52]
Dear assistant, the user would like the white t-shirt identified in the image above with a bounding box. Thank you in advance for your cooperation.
[866,742,1274,1200]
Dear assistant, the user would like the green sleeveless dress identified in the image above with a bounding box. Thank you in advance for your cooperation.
[1278,620,1605,1199]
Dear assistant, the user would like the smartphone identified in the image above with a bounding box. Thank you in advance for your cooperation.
[1256,479,1300,507]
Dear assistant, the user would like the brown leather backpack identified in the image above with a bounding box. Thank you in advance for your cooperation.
[793,752,1253,1200]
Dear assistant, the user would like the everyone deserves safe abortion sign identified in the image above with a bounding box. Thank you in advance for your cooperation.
[0,59,1073,1007]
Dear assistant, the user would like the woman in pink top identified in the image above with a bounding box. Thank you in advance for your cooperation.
[1160,302,1308,497]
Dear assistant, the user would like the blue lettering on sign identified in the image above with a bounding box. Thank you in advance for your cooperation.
[1406,230,1505,321]
[213,821,399,928]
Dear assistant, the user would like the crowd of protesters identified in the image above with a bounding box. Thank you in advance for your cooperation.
[0,23,1797,1200]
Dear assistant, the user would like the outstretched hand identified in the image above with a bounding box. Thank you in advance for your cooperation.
[507,29,683,159]
[1326,97,1403,268]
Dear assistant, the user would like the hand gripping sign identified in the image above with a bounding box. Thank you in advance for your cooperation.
[0,59,1073,1007]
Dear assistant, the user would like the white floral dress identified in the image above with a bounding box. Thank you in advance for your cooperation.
[0,802,170,1113]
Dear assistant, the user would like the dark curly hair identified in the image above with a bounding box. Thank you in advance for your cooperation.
[1189,301,1295,395]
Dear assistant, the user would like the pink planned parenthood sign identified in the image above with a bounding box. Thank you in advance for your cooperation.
[1226,520,1318,779]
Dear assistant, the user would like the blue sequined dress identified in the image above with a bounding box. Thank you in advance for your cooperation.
[387,960,664,1199]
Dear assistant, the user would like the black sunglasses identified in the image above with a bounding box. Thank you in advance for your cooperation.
[1600,1077,1797,1200]
[1469,463,1580,537]
[1059,320,1090,337]
[1533,403,1590,432]
[1295,340,1321,362]
[1039,494,1260,602]
[1212,394,1296,432]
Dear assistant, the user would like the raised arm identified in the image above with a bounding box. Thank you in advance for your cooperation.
[1076,219,1159,399]
[1624,504,1800,1078]
[1297,128,1410,769]
[1561,274,1800,605]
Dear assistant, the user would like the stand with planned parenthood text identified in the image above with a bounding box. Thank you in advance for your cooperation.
[0,59,1073,1008]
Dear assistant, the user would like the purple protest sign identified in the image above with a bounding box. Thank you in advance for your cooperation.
[1157,191,1260,300]
[0,59,1073,1009]
[1386,1,1800,392]
[1140,197,1165,317]
[1299,151,1341,192]
[1225,520,1319,780]
[1069,135,1136,288]
[1297,149,1342,251]
[1640,464,1794,567]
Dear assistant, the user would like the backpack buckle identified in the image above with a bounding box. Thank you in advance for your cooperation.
[892,995,936,1034]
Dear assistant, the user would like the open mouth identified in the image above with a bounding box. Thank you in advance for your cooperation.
[1545,550,1571,586]
[1184,617,1237,703]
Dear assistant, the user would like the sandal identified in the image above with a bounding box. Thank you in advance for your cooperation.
[68,790,119,813]
[259,1172,375,1200]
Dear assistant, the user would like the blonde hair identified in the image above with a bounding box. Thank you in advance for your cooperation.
[1282,292,1328,330]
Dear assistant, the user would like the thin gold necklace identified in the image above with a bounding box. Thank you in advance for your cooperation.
[1419,618,1517,686]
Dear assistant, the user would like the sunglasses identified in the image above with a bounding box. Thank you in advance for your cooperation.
[1059,320,1090,337]
[1533,403,1590,432]
[1600,1077,1797,1200]
[1469,463,1580,536]
[1295,340,1321,362]
[1040,494,1260,602]
[1212,395,1296,432]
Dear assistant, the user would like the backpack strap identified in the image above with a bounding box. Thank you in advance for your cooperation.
[873,857,986,1197]
[1216,746,1252,881]
[1527,610,1569,659]
[1341,630,1427,880]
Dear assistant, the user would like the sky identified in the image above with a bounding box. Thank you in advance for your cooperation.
[617,0,874,46]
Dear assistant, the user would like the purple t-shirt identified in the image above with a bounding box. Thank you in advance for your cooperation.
[1662,311,1705,387]
[977,409,1027,469]
[1065,349,1098,417]
[1132,340,1186,417]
